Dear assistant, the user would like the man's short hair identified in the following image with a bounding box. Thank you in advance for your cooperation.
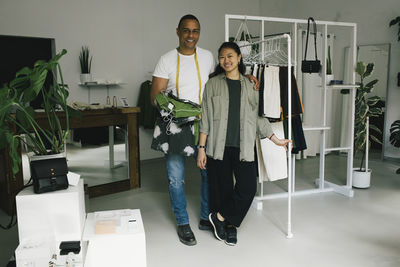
[177,14,200,29]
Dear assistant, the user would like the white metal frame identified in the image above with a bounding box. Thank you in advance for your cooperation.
[225,14,358,238]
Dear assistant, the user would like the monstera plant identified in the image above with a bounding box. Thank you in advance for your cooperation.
[0,49,76,177]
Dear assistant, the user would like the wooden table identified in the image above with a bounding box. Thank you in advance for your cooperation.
[0,107,141,215]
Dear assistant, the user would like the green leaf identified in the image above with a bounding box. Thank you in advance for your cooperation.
[369,124,382,134]
[389,16,400,27]
[368,107,383,116]
[16,106,35,131]
[364,79,378,90]
[354,62,365,76]
[366,96,381,106]
[0,125,12,149]
[15,66,32,77]
[364,63,374,78]
[370,134,382,145]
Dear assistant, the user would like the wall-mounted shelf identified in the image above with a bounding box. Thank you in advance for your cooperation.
[78,81,124,103]
[320,84,359,90]
[78,82,122,86]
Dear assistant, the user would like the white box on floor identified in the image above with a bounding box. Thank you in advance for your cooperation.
[16,179,86,244]
[83,209,146,267]
[15,238,52,267]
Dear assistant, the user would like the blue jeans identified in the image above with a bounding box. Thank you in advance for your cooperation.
[165,149,209,226]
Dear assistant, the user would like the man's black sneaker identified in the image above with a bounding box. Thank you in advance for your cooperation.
[198,219,213,231]
[177,224,197,246]
[225,225,237,246]
[209,212,226,241]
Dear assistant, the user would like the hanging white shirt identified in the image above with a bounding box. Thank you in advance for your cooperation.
[262,66,281,119]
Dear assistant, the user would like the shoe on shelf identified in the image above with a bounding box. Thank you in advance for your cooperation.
[177,224,197,246]
[198,219,213,231]
[225,225,237,246]
[209,212,226,241]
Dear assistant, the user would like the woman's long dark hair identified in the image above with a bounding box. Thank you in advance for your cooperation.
[211,42,246,77]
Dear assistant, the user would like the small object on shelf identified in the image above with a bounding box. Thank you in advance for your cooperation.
[329,80,343,85]
[84,81,97,85]
[120,97,129,107]
[106,96,111,105]
[59,241,81,255]
[79,46,92,84]
[113,96,117,107]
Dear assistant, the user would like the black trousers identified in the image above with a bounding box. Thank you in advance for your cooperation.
[207,146,257,227]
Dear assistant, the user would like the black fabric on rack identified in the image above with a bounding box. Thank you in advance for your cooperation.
[283,114,307,154]
[137,80,158,129]
[279,66,303,117]
[258,64,265,116]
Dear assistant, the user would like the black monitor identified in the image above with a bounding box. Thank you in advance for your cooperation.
[0,35,56,108]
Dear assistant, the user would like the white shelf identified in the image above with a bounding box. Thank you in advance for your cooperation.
[78,82,123,86]
[303,126,331,131]
[78,81,124,103]
[320,84,359,90]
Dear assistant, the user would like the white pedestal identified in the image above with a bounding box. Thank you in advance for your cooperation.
[16,179,86,244]
[83,209,146,267]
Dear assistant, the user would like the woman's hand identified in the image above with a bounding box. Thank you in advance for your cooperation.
[270,134,292,151]
[245,74,260,90]
[197,148,207,170]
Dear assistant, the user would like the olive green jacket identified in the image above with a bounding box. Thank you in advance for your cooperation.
[200,73,274,161]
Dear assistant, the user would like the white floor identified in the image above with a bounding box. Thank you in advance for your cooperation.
[1,152,400,267]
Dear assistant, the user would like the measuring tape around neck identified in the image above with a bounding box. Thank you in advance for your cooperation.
[176,49,202,104]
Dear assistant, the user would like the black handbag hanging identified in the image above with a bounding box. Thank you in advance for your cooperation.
[30,157,69,194]
[301,17,321,74]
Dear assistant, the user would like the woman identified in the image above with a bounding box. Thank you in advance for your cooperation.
[197,42,290,246]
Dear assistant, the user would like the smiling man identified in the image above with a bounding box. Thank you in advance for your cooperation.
[150,14,216,246]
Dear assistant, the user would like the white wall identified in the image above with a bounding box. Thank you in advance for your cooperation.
[0,0,261,160]
[2,0,399,160]
[260,0,400,159]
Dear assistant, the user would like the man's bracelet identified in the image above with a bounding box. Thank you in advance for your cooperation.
[198,145,205,149]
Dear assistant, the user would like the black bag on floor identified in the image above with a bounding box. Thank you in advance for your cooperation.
[301,17,321,74]
[31,157,69,194]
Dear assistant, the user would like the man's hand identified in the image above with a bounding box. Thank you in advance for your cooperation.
[150,76,168,105]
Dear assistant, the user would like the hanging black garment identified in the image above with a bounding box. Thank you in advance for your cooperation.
[279,66,304,117]
[283,114,307,154]
[137,80,158,129]
[258,64,266,116]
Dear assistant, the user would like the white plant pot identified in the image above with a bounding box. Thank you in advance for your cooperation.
[29,152,66,162]
[326,74,334,85]
[352,169,371,188]
[80,73,92,84]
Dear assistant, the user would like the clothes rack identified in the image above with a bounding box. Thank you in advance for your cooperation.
[225,14,358,239]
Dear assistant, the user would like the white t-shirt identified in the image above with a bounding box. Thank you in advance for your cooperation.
[153,47,215,104]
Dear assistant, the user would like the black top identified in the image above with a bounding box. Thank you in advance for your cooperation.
[225,78,241,148]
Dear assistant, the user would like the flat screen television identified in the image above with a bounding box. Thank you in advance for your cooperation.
[0,35,56,108]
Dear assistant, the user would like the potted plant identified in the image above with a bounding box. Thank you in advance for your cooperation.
[326,46,334,85]
[353,61,383,188]
[389,120,400,174]
[79,46,92,84]
[0,49,75,178]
